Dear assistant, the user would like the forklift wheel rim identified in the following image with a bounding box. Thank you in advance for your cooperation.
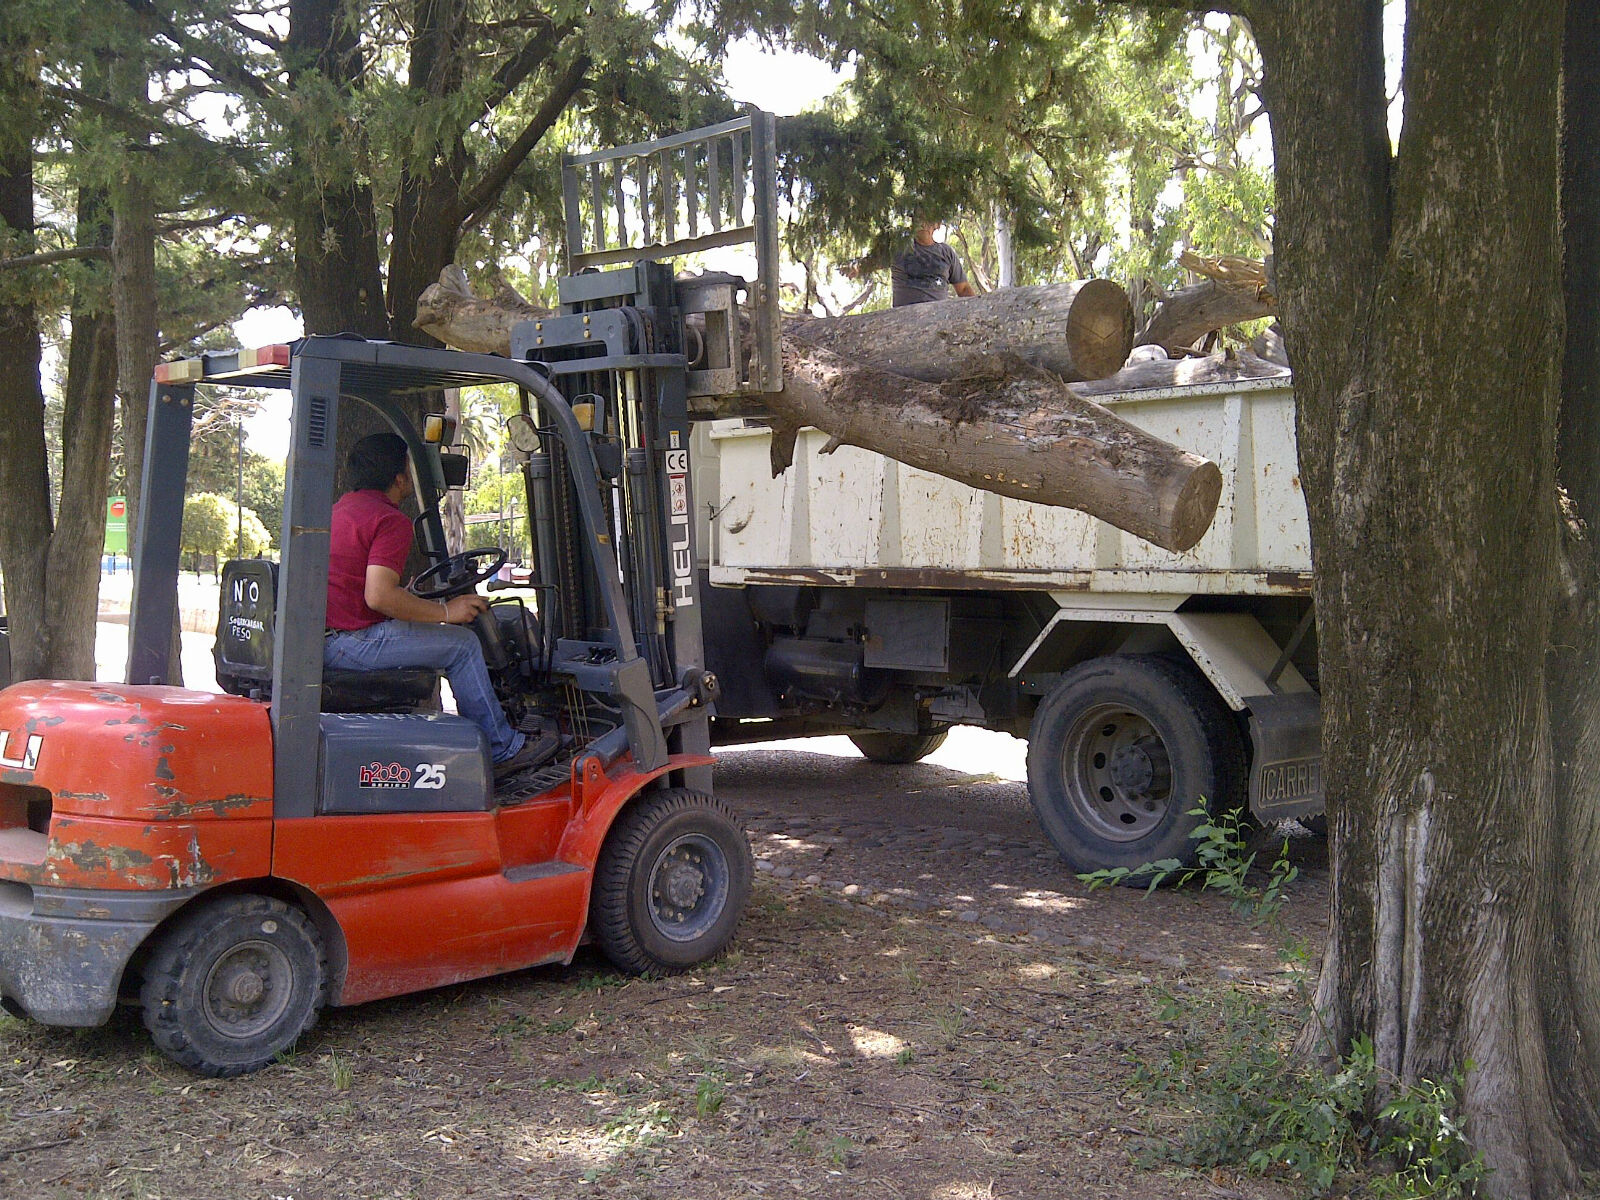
[200,939,295,1040]
[647,833,731,943]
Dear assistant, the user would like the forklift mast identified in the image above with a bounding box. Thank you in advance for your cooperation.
[510,108,784,790]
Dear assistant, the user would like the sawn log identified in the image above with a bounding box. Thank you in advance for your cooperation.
[787,279,1133,383]
[415,267,1222,552]
[414,265,552,354]
[771,342,1223,554]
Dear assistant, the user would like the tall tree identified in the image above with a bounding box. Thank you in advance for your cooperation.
[48,182,118,679]
[284,0,389,338]
[1241,0,1598,1194]
[0,15,58,681]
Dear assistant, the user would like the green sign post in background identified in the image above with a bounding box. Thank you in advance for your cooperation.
[105,497,128,555]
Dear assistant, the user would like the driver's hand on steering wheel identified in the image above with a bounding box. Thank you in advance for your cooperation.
[440,594,490,624]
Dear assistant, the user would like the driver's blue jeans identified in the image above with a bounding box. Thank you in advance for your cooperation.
[323,620,524,762]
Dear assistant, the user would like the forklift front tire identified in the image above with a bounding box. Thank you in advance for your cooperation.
[139,894,326,1077]
[590,789,752,975]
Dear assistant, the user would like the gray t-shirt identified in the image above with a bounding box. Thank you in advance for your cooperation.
[891,239,967,307]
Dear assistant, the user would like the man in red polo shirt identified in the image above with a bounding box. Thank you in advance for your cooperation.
[323,432,544,778]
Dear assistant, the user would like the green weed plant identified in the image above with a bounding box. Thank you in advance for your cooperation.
[1083,805,1488,1197]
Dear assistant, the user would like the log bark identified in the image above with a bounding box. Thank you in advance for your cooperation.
[416,267,1218,551]
[414,264,552,353]
[415,270,1132,383]
[787,279,1133,383]
[769,343,1222,553]
[1135,278,1276,352]
[1071,347,1289,397]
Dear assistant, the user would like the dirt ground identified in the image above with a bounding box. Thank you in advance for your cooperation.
[0,736,1329,1200]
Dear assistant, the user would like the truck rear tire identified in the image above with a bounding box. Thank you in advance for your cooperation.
[590,789,753,975]
[139,894,326,1077]
[1026,654,1244,882]
[849,730,949,764]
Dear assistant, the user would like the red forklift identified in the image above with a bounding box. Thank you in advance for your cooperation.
[0,112,781,1075]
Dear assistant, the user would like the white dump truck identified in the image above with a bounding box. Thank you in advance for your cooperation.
[694,374,1322,875]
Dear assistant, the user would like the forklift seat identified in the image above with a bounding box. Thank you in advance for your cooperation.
[215,559,439,712]
[320,668,438,712]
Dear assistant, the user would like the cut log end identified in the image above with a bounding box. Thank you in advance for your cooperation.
[1064,278,1137,381]
[1166,458,1226,553]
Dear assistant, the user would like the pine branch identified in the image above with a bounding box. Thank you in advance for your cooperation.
[479,19,570,118]
[145,10,278,103]
[227,15,284,53]
[156,214,246,235]
[0,246,111,270]
[458,53,590,230]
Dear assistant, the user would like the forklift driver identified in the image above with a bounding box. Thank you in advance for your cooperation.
[323,432,546,779]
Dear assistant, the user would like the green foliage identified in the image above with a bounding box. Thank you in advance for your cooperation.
[182,492,269,565]
[703,4,1271,305]
[1092,806,1487,1196]
[1080,803,1298,924]
[1370,1072,1492,1199]
[693,1071,727,1117]
[1134,998,1488,1198]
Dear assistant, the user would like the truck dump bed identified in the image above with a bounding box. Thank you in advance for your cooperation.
[696,377,1309,596]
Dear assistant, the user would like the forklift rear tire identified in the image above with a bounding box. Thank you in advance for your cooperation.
[139,894,326,1077]
[590,789,753,975]
[848,730,949,764]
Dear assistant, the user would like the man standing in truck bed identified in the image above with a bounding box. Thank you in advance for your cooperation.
[891,218,977,307]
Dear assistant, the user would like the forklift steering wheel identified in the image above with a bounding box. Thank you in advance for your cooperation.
[410,548,509,600]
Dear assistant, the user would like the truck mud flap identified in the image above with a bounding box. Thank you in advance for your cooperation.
[1246,692,1324,821]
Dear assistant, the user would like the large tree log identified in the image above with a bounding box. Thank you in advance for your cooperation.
[1136,279,1276,352]
[787,279,1134,383]
[769,343,1223,553]
[1135,251,1277,353]
[416,267,1220,551]
[417,269,1134,382]
[414,264,552,353]
[1072,347,1290,397]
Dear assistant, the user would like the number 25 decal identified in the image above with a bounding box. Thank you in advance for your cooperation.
[414,763,447,790]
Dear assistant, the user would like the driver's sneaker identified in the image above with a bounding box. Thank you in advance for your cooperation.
[493,732,559,781]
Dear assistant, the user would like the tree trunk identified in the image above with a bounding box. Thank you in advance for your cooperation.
[771,342,1221,553]
[46,184,118,680]
[787,280,1133,383]
[286,0,389,339]
[110,52,182,689]
[385,0,470,349]
[1255,1,1598,1194]
[994,204,1016,289]
[0,117,55,683]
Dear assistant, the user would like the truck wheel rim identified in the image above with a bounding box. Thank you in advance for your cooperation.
[201,940,294,1039]
[647,834,730,943]
[1059,704,1174,843]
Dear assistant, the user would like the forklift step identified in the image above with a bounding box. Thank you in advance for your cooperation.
[503,860,584,884]
[499,758,577,801]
